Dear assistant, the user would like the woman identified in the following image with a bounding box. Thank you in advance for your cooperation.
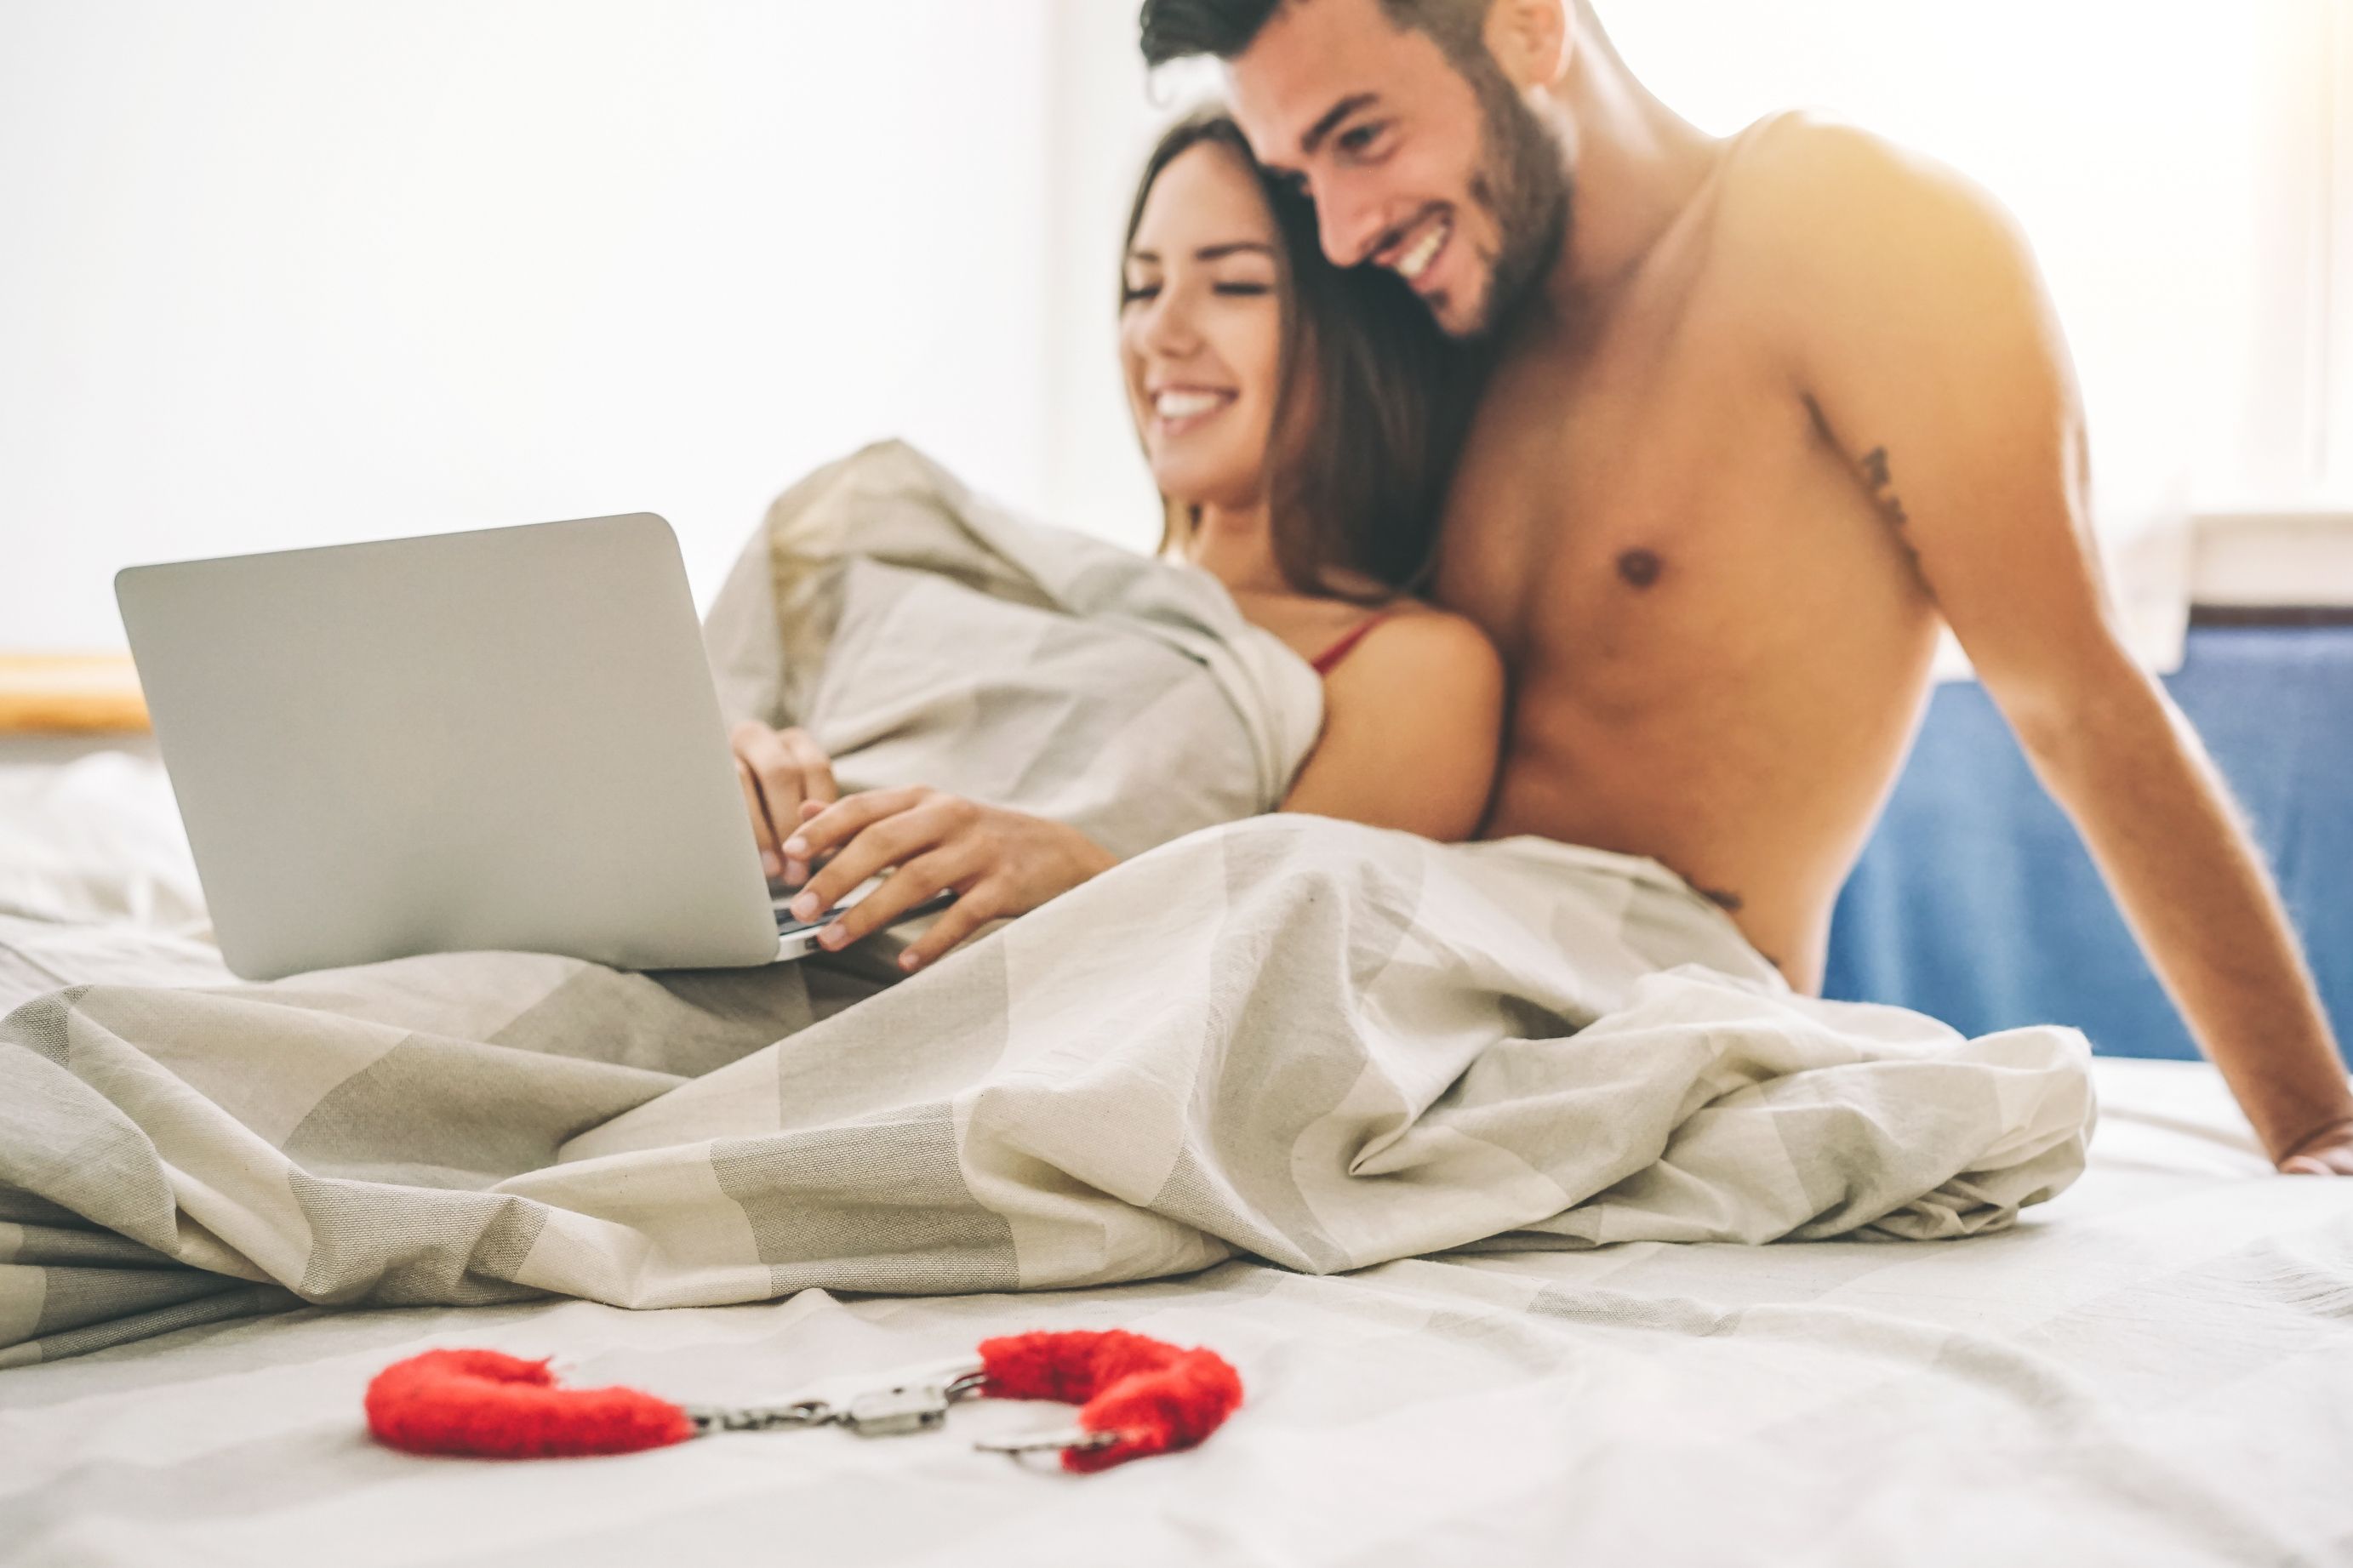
[734,109,1503,973]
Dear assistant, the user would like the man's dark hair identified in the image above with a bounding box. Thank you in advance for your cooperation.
[1139,0,1490,71]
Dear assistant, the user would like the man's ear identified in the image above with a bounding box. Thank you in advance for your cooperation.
[1483,0,1572,91]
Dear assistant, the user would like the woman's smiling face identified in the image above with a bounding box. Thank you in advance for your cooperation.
[1121,141,1290,515]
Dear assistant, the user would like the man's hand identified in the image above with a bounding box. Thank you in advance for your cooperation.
[730,721,837,885]
[2278,1117,2353,1176]
[780,788,1118,972]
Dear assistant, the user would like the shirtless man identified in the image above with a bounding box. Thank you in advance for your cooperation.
[1137,0,2353,1174]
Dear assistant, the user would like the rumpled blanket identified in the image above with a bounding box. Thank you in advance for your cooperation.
[704,439,1323,858]
[0,442,2095,1367]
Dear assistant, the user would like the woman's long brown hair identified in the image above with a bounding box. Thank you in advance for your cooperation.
[1123,108,1480,602]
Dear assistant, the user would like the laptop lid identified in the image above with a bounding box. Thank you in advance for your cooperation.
[116,514,780,979]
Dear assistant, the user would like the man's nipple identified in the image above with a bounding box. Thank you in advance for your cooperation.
[1617,549,1663,589]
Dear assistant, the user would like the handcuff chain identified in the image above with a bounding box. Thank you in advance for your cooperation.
[684,1398,836,1434]
[686,1366,983,1440]
[684,1357,1151,1454]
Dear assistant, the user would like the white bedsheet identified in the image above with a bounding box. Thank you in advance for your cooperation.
[0,753,205,938]
[3,1056,2348,1568]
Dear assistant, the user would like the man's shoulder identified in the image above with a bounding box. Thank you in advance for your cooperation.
[1708,112,2045,358]
[1715,111,2028,286]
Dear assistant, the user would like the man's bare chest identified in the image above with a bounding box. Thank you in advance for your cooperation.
[1436,314,1847,678]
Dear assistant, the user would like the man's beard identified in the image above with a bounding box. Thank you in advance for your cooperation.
[1454,53,1572,338]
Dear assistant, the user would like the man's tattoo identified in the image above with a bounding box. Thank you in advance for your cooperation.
[1616,548,1663,589]
[1698,886,1745,914]
[1860,446,1911,530]
[1860,445,1920,565]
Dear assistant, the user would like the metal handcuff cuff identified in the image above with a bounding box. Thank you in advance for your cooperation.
[687,1362,1092,1453]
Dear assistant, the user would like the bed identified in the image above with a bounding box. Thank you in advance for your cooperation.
[1830,619,2353,1062]
[1,1055,2344,1566]
[3,750,2350,1568]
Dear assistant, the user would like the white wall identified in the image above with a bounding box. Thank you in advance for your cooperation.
[6,3,2342,656]
[2329,0,2353,496]
[1042,3,2353,640]
[1605,0,2333,518]
[1037,0,1220,555]
[0,1,1053,652]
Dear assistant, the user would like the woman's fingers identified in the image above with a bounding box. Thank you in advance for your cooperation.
[895,881,1005,972]
[734,756,781,877]
[733,724,803,875]
[772,792,1102,970]
[731,723,839,884]
[788,792,946,920]
[784,731,839,807]
[786,789,922,864]
[784,788,935,898]
[815,848,974,952]
[776,732,839,882]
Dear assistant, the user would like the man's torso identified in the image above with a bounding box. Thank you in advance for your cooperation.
[1439,115,1944,989]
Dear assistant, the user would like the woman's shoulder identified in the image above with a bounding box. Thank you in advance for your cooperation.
[1283,596,1505,841]
[1333,601,1505,696]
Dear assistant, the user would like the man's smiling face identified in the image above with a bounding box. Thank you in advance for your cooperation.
[1226,0,1570,339]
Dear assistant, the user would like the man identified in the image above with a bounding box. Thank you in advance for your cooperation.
[1137,0,2353,1173]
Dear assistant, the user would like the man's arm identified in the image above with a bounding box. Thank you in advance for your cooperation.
[1753,121,2353,1171]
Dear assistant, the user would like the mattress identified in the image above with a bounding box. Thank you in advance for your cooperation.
[0,1057,2344,1567]
[3,756,2350,1566]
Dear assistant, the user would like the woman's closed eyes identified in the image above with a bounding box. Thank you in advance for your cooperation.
[1121,280,1275,305]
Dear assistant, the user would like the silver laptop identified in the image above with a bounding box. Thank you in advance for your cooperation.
[117,514,814,981]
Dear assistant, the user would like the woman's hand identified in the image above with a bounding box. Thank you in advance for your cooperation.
[730,721,837,884]
[780,789,1118,972]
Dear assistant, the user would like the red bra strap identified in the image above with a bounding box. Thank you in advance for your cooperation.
[1309,611,1396,676]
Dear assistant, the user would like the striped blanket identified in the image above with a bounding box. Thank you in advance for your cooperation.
[0,444,2095,1367]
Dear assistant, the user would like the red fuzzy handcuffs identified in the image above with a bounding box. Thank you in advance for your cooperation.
[366,1329,1242,1474]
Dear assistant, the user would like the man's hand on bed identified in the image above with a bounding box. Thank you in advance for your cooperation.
[730,721,838,885]
[781,789,1119,972]
[2278,1116,2353,1176]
